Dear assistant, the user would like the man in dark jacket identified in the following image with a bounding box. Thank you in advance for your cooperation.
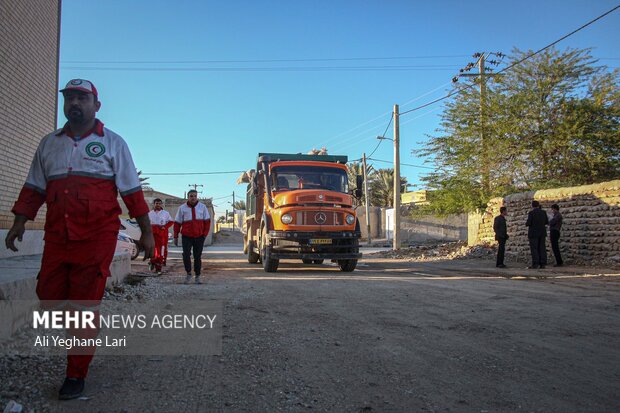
[525,200,549,269]
[549,204,563,267]
[493,206,509,268]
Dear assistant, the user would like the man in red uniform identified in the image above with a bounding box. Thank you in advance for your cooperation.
[173,190,211,284]
[148,198,173,274]
[5,79,154,400]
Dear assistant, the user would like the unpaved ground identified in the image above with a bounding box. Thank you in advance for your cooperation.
[2,243,620,412]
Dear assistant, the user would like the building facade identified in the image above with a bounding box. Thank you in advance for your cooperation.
[0,0,61,257]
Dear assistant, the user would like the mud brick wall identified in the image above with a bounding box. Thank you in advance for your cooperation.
[476,180,620,264]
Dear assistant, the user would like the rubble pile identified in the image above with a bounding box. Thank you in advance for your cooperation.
[370,241,496,262]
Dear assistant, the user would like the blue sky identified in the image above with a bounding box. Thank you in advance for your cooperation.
[58,0,620,217]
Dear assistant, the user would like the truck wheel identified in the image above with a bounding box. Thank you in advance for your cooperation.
[247,240,260,264]
[302,259,313,264]
[261,227,279,272]
[313,259,324,264]
[338,259,357,272]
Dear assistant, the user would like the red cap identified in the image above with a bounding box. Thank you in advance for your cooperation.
[60,79,98,98]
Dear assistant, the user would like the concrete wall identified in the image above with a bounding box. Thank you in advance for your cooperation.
[0,251,130,339]
[400,213,468,244]
[0,0,60,237]
[355,207,383,240]
[474,180,620,263]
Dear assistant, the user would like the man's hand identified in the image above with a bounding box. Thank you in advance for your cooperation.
[5,215,27,252]
[139,232,155,260]
[173,237,178,247]
[135,213,155,260]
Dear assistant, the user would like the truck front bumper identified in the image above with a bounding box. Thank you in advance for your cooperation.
[268,230,362,260]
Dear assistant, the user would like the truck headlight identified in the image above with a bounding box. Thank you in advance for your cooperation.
[346,214,355,225]
[281,213,293,224]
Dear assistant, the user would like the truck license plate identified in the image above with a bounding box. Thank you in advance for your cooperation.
[310,239,332,245]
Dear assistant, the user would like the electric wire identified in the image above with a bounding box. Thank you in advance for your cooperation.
[143,170,245,176]
[399,3,620,116]
[368,158,435,170]
[64,55,470,64]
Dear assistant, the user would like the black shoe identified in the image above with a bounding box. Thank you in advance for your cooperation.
[497,264,507,268]
[59,377,84,400]
[554,263,563,267]
[539,265,546,269]
[527,265,540,269]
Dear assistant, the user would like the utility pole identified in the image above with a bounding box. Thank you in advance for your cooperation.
[478,54,489,196]
[393,104,401,251]
[188,183,203,194]
[453,52,504,198]
[232,191,235,231]
[362,153,371,244]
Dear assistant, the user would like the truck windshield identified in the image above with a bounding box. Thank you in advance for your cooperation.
[272,166,349,193]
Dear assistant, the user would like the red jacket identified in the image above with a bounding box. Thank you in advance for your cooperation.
[173,202,211,238]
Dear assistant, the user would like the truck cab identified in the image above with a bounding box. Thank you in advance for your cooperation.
[240,153,362,272]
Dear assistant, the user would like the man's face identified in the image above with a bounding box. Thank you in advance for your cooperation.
[188,192,198,205]
[154,201,163,211]
[63,91,100,124]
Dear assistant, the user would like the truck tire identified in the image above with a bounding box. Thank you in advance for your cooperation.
[313,259,324,264]
[302,259,313,264]
[338,259,357,272]
[261,227,279,272]
[247,240,260,264]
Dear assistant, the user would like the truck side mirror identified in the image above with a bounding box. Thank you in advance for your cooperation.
[356,174,363,189]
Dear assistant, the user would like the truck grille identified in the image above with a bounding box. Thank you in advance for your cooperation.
[295,211,343,226]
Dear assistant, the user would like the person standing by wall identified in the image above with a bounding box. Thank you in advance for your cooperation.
[148,198,173,274]
[4,79,154,400]
[173,190,211,284]
[493,206,509,268]
[549,204,564,267]
[525,200,549,269]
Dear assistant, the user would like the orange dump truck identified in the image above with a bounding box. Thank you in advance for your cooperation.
[239,153,362,272]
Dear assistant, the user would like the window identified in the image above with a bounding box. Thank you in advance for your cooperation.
[272,166,348,193]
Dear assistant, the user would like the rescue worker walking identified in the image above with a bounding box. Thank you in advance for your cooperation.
[5,79,154,400]
[148,198,173,274]
[173,190,211,284]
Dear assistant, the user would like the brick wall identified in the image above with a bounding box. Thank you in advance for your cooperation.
[475,180,620,263]
[0,0,60,230]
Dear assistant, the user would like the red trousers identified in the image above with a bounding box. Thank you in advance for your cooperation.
[36,239,116,379]
[150,227,168,268]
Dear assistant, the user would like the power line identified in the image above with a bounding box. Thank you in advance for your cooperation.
[368,157,435,170]
[63,55,470,64]
[325,82,451,153]
[399,3,620,117]
[62,65,461,72]
[143,170,245,176]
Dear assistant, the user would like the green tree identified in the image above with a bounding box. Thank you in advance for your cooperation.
[347,161,374,205]
[232,200,246,210]
[420,47,620,214]
[368,168,408,207]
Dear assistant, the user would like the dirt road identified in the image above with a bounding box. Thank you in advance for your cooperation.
[3,244,620,412]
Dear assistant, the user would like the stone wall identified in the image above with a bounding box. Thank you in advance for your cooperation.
[476,180,620,264]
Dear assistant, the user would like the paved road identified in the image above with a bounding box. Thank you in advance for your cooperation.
[28,245,620,412]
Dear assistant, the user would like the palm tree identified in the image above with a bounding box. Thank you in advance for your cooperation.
[346,161,374,205]
[232,200,246,210]
[368,168,408,207]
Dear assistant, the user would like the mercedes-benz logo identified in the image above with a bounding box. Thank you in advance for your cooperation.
[314,212,327,224]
